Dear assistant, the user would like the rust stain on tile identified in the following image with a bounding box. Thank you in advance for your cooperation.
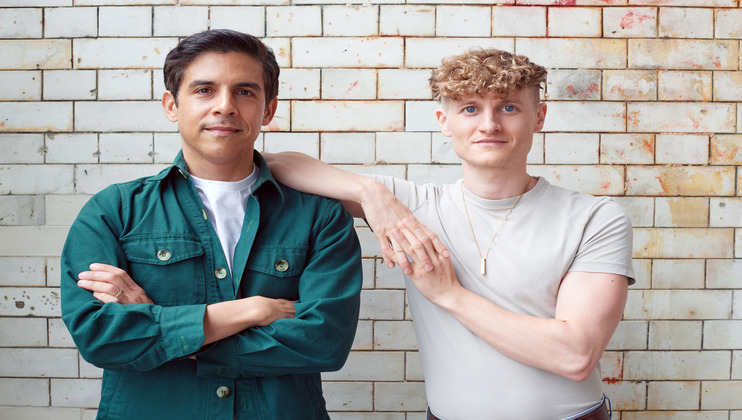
[636,229,665,258]
[666,198,707,227]
[710,136,742,164]
[627,110,641,128]
[620,11,655,29]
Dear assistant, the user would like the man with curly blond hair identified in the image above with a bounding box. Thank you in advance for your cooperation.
[267,49,634,420]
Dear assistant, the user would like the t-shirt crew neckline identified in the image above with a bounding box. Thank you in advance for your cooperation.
[458,176,548,210]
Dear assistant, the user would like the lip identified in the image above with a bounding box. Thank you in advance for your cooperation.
[205,126,241,136]
[473,138,507,145]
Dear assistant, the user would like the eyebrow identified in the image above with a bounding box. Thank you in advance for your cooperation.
[187,80,263,92]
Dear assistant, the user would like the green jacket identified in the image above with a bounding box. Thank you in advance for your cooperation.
[61,151,362,419]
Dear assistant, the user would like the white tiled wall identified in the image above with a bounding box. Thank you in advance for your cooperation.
[0,1,741,419]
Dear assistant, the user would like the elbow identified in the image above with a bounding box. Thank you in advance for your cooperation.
[322,348,352,372]
[562,351,600,382]
[318,332,354,372]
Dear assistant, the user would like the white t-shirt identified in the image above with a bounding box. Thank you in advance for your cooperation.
[371,175,635,420]
[191,169,257,274]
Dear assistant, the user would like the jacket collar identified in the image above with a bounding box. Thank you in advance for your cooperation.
[154,150,286,203]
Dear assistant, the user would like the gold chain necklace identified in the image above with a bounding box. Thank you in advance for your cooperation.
[460,179,529,275]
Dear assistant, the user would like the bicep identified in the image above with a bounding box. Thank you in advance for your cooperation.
[555,271,629,350]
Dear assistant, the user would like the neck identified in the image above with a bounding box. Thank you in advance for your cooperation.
[183,150,256,182]
[461,165,534,200]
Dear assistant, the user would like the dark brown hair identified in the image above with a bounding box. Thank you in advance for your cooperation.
[163,29,280,105]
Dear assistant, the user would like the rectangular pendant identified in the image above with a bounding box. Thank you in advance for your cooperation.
[480,258,486,276]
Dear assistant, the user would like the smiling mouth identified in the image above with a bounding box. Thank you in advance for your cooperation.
[205,126,241,136]
[474,139,507,144]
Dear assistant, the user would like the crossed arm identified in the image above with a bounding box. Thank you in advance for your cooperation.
[77,264,295,346]
[63,185,360,375]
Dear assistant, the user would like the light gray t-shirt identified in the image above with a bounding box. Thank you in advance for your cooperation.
[371,175,635,420]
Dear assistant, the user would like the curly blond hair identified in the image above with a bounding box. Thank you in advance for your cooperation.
[430,49,547,103]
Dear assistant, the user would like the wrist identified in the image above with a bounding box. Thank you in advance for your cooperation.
[357,177,387,207]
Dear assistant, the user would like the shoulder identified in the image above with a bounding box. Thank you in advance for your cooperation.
[540,180,629,219]
[366,174,445,210]
[273,183,350,223]
[77,168,173,222]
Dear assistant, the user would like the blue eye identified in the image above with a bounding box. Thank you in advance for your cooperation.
[465,106,476,113]
[503,105,515,112]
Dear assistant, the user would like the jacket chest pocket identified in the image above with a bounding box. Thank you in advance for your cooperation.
[121,235,206,306]
[243,245,308,300]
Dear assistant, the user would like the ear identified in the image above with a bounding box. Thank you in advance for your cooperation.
[533,102,547,133]
[436,108,452,137]
[162,91,178,123]
[262,98,278,126]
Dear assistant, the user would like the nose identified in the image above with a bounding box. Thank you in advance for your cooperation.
[212,91,237,116]
[478,111,501,133]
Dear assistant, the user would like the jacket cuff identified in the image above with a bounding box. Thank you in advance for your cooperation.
[159,304,208,359]
[194,336,241,378]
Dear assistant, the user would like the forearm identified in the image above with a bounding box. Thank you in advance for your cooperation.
[265,151,383,217]
[439,289,599,381]
[202,297,295,346]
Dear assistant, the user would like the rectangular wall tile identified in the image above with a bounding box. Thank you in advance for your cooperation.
[527,165,625,195]
[0,71,41,100]
[542,102,626,133]
[292,37,403,68]
[0,348,78,377]
[627,166,736,196]
[625,290,732,320]
[74,38,178,69]
[0,102,72,132]
[629,39,738,70]
[75,102,176,132]
[603,8,657,38]
[405,37,512,68]
[628,102,735,133]
[292,101,403,131]
[633,228,734,258]
[624,351,730,380]
[517,38,626,69]
[603,70,657,101]
[654,198,709,228]
[0,40,70,70]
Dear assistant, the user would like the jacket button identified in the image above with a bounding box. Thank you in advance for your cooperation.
[275,260,289,272]
[216,386,231,398]
[156,249,171,261]
[215,268,228,279]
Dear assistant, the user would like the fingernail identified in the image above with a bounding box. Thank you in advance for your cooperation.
[403,218,413,225]
[425,264,433,271]
[403,267,412,275]
[392,229,402,237]
[442,250,450,257]
[387,262,395,268]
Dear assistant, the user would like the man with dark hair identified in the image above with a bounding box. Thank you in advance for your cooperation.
[268,49,634,420]
[61,29,362,419]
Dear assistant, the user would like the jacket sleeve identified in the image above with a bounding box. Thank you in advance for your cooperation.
[60,185,207,372]
[195,199,362,378]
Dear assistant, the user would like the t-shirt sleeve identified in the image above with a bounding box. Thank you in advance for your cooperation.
[366,174,433,212]
[569,198,636,285]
